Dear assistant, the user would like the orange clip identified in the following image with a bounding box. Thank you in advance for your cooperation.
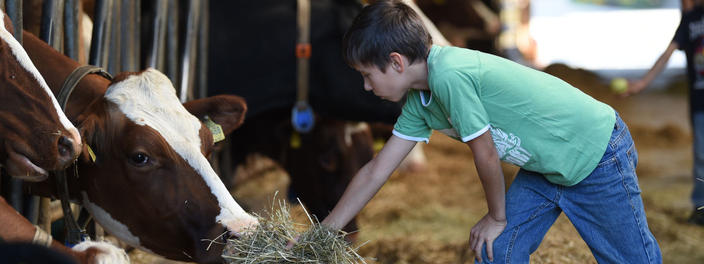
[296,43,312,59]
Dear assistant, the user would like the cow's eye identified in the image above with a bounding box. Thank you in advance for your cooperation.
[129,152,150,166]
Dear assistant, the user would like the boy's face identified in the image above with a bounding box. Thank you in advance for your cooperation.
[355,62,407,102]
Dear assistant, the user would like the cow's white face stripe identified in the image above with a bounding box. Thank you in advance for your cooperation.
[0,12,78,133]
[104,69,255,231]
[81,192,146,251]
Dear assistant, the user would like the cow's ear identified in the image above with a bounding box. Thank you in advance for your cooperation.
[184,95,248,135]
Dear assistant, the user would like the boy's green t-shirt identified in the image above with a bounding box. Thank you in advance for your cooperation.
[393,45,616,186]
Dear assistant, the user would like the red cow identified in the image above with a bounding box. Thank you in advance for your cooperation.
[0,9,127,263]
[20,31,257,263]
[0,10,81,181]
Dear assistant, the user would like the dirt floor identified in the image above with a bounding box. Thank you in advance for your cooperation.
[130,64,704,263]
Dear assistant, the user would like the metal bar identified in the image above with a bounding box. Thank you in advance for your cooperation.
[40,0,56,44]
[64,0,80,60]
[5,0,22,43]
[107,0,121,74]
[179,0,199,103]
[165,0,179,86]
[119,0,140,71]
[53,0,65,52]
[90,0,113,69]
[146,0,167,71]
[196,0,209,99]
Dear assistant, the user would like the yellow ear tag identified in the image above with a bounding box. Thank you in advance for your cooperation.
[373,138,385,153]
[204,116,225,143]
[86,145,96,163]
[290,131,301,149]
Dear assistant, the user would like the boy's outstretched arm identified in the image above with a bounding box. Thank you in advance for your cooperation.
[321,135,418,230]
[466,130,507,262]
[625,42,679,96]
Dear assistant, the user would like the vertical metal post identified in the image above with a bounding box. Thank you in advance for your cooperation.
[90,0,113,70]
[196,0,209,99]
[179,0,199,103]
[64,0,80,60]
[165,0,179,86]
[146,0,168,71]
[119,0,140,72]
[40,0,64,51]
[5,0,22,43]
[107,0,121,74]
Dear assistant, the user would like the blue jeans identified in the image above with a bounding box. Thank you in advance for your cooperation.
[478,112,662,263]
[692,112,704,209]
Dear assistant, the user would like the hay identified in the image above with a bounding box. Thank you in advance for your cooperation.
[222,199,367,264]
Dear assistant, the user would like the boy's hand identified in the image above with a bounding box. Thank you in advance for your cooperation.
[285,235,300,250]
[469,213,507,263]
[622,79,647,97]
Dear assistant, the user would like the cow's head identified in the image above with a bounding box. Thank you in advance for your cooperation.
[284,119,374,234]
[71,69,256,263]
[0,11,81,181]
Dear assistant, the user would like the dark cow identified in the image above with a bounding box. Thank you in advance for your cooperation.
[0,10,81,182]
[20,31,257,263]
[218,108,375,235]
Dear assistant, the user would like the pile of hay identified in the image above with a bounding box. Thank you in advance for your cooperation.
[222,200,367,264]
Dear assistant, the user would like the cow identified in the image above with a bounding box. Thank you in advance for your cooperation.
[217,108,375,237]
[19,30,257,263]
[0,9,81,182]
[0,9,128,263]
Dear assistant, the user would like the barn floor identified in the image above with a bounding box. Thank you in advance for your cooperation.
[129,64,704,263]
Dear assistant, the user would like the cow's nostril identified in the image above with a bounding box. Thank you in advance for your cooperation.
[58,136,74,159]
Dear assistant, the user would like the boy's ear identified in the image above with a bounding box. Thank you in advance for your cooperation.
[389,52,405,72]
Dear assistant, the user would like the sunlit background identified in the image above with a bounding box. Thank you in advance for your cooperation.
[527,0,685,87]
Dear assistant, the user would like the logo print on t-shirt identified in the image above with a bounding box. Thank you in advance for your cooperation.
[490,126,532,166]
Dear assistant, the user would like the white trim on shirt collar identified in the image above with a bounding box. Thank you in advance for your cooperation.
[419,90,433,107]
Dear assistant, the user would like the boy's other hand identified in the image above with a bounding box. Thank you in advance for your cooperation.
[469,213,507,262]
[621,79,647,97]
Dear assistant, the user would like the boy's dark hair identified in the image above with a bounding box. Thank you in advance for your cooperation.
[342,0,432,72]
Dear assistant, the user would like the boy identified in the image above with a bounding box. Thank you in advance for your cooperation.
[624,0,704,226]
[320,1,662,263]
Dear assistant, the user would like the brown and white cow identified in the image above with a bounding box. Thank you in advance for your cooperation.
[0,9,128,263]
[20,31,257,263]
[0,10,81,181]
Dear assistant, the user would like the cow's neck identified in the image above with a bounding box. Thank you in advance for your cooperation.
[22,31,109,120]
[22,31,106,200]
